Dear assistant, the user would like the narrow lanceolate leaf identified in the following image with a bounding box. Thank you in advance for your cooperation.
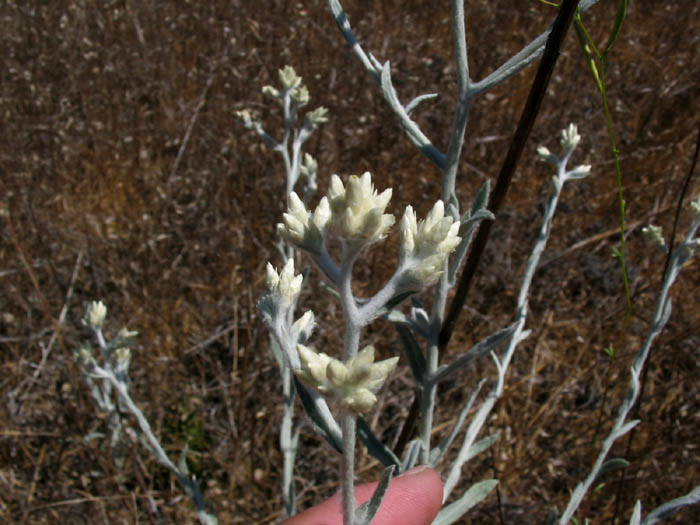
[628,501,641,525]
[178,445,190,476]
[596,458,629,480]
[381,291,415,313]
[401,439,423,472]
[395,323,427,383]
[429,380,485,467]
[355,466,395,525]
[642,484,700,525]
[293,376,342,453]
[470,179,490,216]
[429,322,518,386]
[603,0,628,55]
[406,93,438,115]
[357,416,401,469]
[431,479,498,525]
[464,435,499,465]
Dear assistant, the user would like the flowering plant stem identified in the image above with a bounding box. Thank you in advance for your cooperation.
[559,214,700,524]
[339,244,362,524]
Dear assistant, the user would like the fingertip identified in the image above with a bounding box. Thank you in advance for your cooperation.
[281,466,444,525]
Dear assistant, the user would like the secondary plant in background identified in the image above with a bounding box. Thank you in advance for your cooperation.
[75,302,217,525]
[237,65,328,517]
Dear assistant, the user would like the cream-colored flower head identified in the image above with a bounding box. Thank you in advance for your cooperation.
[690,196,700,221]
[85,301,107,329]
[296,345,398,413]
[642,224,665,249]
[277,192,331,253]
[560,123,581,151]
[265,259,303,307]
[261,85,280,98]
[305,107,329,129]
[291,85,310,106]
[399,201,461,287]
[279,65,302,90]
[299,153,317,178]
[327,172,395,244]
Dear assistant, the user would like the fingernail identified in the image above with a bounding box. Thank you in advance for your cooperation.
[397,465,429,478]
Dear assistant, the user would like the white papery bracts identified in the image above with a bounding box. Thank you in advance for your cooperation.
[398,201,461,288]
[328,172,395,245]
[277,193,331,254]
[296,344,398,413]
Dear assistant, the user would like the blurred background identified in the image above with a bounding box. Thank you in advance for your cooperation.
[1,0,698,523]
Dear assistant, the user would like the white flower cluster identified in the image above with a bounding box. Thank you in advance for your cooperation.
[328,172,395,244]
[262,66,314,109]
[560,123,581,151]
[690,196,700,221]
[84,300,107,329]
[265,259,303,309]
[277,193,331,254]
[277,171,462,286]
[399,201,461,287]
[537,123,591,180]
[297,344,399,413]
[642,224,665,249]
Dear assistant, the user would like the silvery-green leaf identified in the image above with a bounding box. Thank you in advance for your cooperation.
[429,380,485,467]
[642,484,700,524]
[447,192,459,221]
[629,501,641,525]
[269,337,284,369]
[611,419,639,441]
[429,322,518,385]
[596,458,629,479]
[401,439,423,472]
[406,93,438,115]
[431,479,498,525]
[358,416,401,469]
[355,466,395,525]
[470,179,490,216]
[546,508,559,525]
[449,207,494,284]
[410,306,432,339]
[294,377,342,453]
[386,309,410,324]
[395,324,427,383]
[383,291,416,312]
[178,446,190,476]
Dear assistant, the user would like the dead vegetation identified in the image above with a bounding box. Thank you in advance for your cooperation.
[1,1,698,523]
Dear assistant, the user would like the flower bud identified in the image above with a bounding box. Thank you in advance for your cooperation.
[560,123,581,151]
[85,301,107,329]
[398,201,461,288]
[279,65,302,90]
[74,344,95,368]
[569,164,592,178]
[536,146,552,159]
[114,347,132,375]
[277,193,331,253]
[327,172,394,245]
[642,224,665,249]
[305,107,329,129]
[690,196,700,221]
[262,85,280,98]
[291,85,310,106]
[265,259,303,307]
[291,310,315,343]
[299,153,317,178]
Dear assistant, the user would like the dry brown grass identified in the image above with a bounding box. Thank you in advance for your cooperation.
[1,1,698,523]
